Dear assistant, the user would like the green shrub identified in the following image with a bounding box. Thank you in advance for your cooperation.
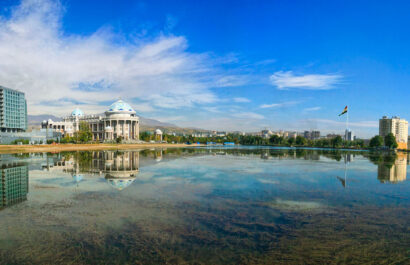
[12,139,29,145]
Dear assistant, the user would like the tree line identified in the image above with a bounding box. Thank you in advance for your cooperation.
[141,132,370,149]
[141,131,400,150]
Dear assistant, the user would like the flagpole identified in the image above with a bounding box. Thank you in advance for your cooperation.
[346,106,349,131]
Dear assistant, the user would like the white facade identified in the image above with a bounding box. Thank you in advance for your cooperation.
[42,100,139,142]
[154,129,163,142]
[345,129,354,141]
[379,116,408,144]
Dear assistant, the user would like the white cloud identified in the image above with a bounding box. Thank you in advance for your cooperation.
[270,71,342,90]
[233,97,251,103]
[302,119,378,128]
[232,112,264,120]
[0,0,245,116]
[148,115,185,123]
[259,101,299,109]
[202,106,221,113]
[254,59,276,65]
[177,116,263,131]
[304,106,321,112]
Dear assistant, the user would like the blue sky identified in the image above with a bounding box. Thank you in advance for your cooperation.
[0,0,409,137]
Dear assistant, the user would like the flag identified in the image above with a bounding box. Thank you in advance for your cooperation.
[339,106,348,116]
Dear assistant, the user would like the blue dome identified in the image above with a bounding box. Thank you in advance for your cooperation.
[107,100,135,113]
[71,108,84,116]
[72,174,83,183]
[106,178,135,190]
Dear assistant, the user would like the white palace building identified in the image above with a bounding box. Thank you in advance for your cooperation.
[41,100,139,142]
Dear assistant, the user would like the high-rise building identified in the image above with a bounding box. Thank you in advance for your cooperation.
[311,131,320,140]
[0,86,27,132]
[0,163,29,209]
[379,116,408,149]
[345,129,354,141]
[304,130,320,140]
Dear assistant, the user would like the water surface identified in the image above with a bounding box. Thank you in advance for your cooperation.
[0,148,409,264]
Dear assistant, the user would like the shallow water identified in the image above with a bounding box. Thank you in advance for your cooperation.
[0,148,409,264]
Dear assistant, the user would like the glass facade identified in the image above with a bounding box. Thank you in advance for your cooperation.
[0,86,27,132]
[0,164,29,209]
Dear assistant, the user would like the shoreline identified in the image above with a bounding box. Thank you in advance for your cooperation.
[0,143,202,154]
[0,143,406,154]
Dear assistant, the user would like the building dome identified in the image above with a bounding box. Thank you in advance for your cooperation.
[106,100,136,114]
[72,174,83,183]
[71,108,84,117]
[155,129,163,135]
[105,177,136,190]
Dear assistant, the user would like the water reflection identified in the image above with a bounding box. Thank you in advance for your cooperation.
[377,152,407,183]
[209,148,408,184]
[43,151,140,190]
[336,154,354,188]
[0,148,408,264]
[0,160,28,209]
[27,148,410,187]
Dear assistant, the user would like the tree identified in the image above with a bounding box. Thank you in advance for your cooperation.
[354,139,365,148]
[75,121,92,143]
[295,136,307,146]
[369,135,383,148]
[140,131,152,142]
[269,135,279,145]
[331,136,343,148]
[384,133,398,149]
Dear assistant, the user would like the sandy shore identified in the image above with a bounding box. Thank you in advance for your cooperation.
[0,143,202,154]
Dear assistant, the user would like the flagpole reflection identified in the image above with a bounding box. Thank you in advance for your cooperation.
[337,153,351,188]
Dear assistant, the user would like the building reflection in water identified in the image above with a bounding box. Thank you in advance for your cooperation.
[0,161,29,209]
[47,151,140,190]
[377,153,407,183]
[154,149,163,162]
[99,151,139,190]
[344,153,354,163]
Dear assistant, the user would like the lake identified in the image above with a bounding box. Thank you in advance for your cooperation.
[0,147,409,264]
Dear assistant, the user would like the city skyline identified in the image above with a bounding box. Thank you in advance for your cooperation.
[0,0,409,137]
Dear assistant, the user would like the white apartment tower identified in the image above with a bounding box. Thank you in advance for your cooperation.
[379,116,408,149]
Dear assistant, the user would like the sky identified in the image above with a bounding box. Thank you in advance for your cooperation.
[0,0,409,138]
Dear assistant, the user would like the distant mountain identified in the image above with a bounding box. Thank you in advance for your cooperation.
[139,117,177,128]
[28,114,61,126]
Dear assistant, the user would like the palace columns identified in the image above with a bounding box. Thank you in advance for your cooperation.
[110,120,112,140]
[132,121,135,139]
[116,120,120,138]
[122,120,125,139]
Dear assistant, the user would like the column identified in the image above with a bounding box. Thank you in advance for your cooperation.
[109,120,112,140]
[131,121,135,139]
[116,120,119,139]
[136,121,139,140]
[122,120,125,139]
